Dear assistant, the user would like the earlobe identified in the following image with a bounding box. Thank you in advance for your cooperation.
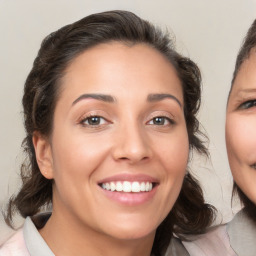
[32,132,54,179]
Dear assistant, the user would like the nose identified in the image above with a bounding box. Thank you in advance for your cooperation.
[112,122,152,164]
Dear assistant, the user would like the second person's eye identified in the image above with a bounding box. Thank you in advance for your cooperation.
[239,99,256,110]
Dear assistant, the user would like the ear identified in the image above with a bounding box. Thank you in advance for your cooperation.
[33,131,54,179]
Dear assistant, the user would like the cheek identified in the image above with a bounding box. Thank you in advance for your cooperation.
[226,115,256,168]
[50,132,110,187]
[157,127,189,176]
[145,128,189,220]
[226,114,256,204]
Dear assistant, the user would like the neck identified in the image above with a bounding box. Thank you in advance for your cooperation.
[39,209,155,256]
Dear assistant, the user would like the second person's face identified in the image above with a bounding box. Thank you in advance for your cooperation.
[40,42,189,241]
[226,50,256,204]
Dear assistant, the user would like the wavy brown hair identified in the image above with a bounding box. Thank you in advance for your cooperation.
[229,19,256,222]
[5,10,215,255]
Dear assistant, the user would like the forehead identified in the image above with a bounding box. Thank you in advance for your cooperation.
[66,42,176,76]
[59,42,183,103]
[229,51,256,98]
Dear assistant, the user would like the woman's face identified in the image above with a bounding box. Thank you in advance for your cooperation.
[226,50,256,204]
[36,42,189,240]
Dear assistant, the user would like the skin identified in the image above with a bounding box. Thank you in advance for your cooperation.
[226,50,256,205]
[33,42,189,256]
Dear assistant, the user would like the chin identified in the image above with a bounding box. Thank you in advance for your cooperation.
[102,220,158,241]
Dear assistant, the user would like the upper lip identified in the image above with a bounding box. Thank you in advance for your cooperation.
[97,174,159,184]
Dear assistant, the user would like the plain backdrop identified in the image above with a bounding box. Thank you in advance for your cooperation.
[0,0,256,243]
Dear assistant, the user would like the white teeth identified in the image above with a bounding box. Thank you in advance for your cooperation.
[145,182,149,191]
[140,182,146,191]
[123,181,132,192]
[131,181,140,192]
[110,182,115,191]
[101,181,154,193]
[116,181,122,191]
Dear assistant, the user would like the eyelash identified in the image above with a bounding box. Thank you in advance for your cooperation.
[239,99,256,110]
[79,114,175,128]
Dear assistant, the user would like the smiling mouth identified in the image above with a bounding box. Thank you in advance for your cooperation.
[99,181,158,193]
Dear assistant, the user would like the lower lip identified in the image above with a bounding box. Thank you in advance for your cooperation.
[100,186,158,206]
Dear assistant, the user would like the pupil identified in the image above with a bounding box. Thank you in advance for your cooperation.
[154,117,164,125]
[89,117,100,125]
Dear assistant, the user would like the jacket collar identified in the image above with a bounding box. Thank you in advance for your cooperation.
[227,209,256,256]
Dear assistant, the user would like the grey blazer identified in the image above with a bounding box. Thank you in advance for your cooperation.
[182,209,256,256]
[227,209,256,256]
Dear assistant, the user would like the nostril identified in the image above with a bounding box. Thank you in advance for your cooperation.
[119,157,129,160]
[117,156,150,163]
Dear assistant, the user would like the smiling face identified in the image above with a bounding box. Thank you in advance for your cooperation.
[34,42,189,243]
[226,50,256,204]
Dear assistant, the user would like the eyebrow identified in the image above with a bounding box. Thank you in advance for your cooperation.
[72,93,116,105]
[72,93,182,107]
[237,88,256,94]
[228,88,256,108]
[231,88,256,99]
[147,93,182,107]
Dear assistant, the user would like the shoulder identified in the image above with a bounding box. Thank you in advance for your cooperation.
[0,229,30,256]
[227,209,256,256]
[0,213,52,256]
[181,225,236,256]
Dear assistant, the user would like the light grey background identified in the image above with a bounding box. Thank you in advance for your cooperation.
[0,0,255,243]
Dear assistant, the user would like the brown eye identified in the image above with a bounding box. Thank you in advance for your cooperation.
[81,116,107,126]
[88,116,101,125]
[153,117,165,125]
